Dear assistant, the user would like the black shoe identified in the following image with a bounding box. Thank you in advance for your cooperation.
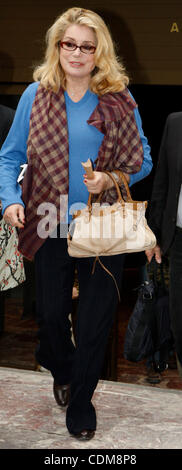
[146,366,161,384]
[71,429,95,441]
[53,381,70,407]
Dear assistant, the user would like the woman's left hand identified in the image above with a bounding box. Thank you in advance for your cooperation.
[83,171,112,194]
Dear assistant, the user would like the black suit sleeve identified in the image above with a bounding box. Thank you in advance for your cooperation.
[148,117,169,244]
[0,105,15,149]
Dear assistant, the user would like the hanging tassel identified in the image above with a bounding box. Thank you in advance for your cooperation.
[92,256,121,302]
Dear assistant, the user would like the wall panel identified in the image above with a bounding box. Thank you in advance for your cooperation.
[0,0,182,94]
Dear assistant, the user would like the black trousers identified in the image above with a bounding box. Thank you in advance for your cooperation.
[34,236,124,433]
[170,227,182,365]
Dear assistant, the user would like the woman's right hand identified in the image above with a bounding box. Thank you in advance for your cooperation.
[145,244,162,264]
[4,204,25,228]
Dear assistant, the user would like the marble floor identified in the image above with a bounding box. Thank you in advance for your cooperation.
[0,366,182,451]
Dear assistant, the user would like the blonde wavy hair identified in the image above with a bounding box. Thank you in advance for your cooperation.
[33,7,129,95]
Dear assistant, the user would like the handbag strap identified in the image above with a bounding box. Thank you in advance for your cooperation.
[112,170,134,202]
[148,258,167,292]
[92,256,121,302]
[87,170,134,210]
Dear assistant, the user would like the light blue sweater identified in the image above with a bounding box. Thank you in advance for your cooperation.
[0,82,152,214]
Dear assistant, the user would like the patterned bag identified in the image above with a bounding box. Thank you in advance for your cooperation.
[0,207,25,291]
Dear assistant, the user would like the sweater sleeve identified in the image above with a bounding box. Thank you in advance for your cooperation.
[129,105,153,187]
[0,82,39,213]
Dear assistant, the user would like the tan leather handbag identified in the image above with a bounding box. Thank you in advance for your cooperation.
[67,171,156,259]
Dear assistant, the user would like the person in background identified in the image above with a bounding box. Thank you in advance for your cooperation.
[0,104,25,333]
[0,104,15,148]
[146,111,182,379]
[0,7,152,440]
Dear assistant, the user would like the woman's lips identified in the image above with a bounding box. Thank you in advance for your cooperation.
[69,62,84,67]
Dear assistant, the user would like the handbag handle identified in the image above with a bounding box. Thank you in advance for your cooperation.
[148,258,167,292]
[87,170,134,209]
[112,170,133,202]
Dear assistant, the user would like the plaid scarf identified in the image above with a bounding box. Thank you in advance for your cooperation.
[18,84,143,259]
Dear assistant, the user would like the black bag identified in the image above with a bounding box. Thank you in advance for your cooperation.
[123,260,173,362]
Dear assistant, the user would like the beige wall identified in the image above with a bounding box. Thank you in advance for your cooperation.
[0,0,182,94]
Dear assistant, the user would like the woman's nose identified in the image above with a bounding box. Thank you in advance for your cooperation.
[72,46,82,56]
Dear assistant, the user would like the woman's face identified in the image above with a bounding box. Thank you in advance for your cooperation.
[59,24,96,82]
